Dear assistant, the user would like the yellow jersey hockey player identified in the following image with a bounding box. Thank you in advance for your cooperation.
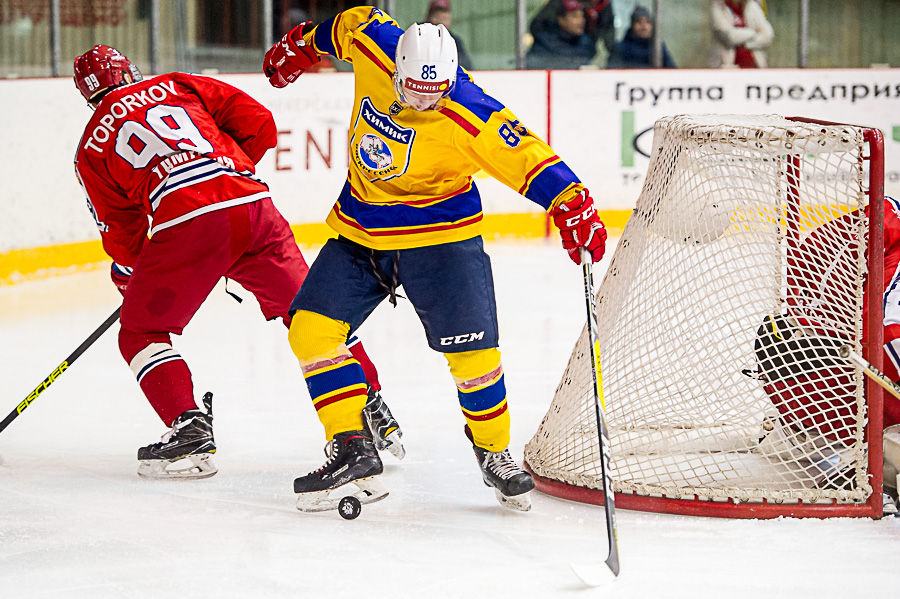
[263,7,606,513]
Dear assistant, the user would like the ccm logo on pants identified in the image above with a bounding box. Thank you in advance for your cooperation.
[441,332,485,346]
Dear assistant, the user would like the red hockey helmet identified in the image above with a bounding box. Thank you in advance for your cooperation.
[73,45,142,103]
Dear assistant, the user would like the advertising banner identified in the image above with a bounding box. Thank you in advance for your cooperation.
[552,68,900,209]
[1,68,897,253]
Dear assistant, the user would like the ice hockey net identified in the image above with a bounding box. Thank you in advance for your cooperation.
[524,115,885,518]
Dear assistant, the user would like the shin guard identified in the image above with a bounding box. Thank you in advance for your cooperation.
[289,310,367,438]
[446,348,510,451]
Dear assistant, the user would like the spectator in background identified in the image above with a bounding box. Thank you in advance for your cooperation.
[425,0,473,70]
[607,5,676,69]
[526,0,597,70]
[710,0,774,68]
[585,1,616,57]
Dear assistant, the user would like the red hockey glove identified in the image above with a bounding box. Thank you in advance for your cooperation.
[551,190,607,265]
[110,262,132,296]
[263,22,320,88]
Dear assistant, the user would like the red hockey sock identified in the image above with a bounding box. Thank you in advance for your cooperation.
[119,328,197,426]
[347,337,381,391]
[137,360,197,426]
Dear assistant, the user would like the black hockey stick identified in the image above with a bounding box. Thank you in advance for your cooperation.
[573,247,620,579]
[0,306,121,435]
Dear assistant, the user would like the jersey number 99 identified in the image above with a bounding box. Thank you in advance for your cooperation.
[115,105,214,169]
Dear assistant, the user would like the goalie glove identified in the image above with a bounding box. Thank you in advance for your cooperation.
[551,190,607,265]
[263,22,321,88]
[110,262,133,296]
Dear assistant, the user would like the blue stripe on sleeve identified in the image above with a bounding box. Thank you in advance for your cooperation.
[525,162,581,210]
[358,17,403,59]
[449,75,505,125]
[313,16,338,57]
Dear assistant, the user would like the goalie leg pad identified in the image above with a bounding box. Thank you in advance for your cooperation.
[754,314,857,446]
[885,425,900,494]
[757,413,858,488]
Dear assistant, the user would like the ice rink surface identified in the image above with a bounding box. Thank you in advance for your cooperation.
[1,240,897,598]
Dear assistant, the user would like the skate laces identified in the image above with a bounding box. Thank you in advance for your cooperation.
[155,411,200,444]
[312,439,340,474]
[483,450,525,480]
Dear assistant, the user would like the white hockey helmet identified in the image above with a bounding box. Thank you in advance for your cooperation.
[393,22,458,111]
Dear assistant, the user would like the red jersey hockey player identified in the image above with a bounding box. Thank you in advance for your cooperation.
[72,45,403,480]
[756,195,900,511]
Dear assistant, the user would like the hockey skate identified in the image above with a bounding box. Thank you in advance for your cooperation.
[757,414,857,488]
[363,386,405,460]
[473,445,535,512]
[137,392,217,480]
[294,430,388,513]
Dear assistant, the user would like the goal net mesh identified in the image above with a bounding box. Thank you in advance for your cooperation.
[525,115,874,508]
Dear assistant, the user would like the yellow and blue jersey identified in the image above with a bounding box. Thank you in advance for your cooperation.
[304,7,585,250]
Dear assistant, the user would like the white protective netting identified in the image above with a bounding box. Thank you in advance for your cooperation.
[525,115,875,508]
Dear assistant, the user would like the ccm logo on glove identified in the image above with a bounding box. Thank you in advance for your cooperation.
[263,22,321,88]
[551,190,607,265]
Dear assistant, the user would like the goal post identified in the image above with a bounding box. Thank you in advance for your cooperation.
[524,115,885,519]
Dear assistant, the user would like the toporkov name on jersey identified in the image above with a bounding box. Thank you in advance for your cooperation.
[362,105,410,143]
[82,81,179,154]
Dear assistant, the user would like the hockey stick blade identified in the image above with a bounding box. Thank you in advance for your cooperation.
[570,562,618,588]
[0,306,121,435]
[579,248,621,577]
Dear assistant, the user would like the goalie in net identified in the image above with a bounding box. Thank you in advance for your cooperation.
[525,115,887,517]
[753,195,900,510]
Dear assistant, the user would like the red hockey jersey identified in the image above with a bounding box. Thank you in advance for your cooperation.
[766,196,900,440]
[787,196,900,372]
[74,73,277,267]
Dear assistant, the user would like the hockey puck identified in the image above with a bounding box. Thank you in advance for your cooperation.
[338,496,361,520]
